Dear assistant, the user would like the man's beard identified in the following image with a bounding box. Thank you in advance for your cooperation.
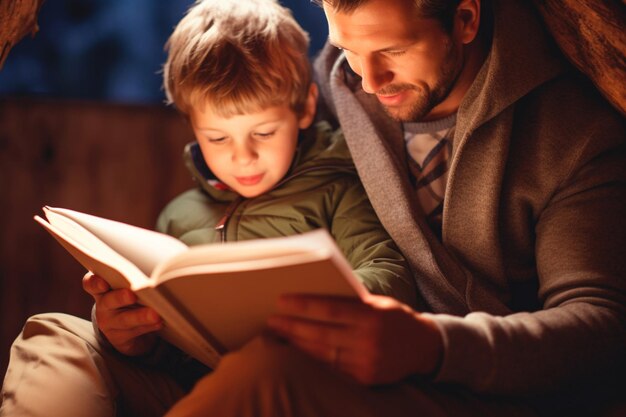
[380,42,462,122]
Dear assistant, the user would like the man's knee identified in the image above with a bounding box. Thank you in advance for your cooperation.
[219,335,319,387]
[167,336,326,417]
[196,335,324,399]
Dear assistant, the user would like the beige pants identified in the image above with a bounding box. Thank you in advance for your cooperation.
[2,313,539,417]
[0,313,186,417]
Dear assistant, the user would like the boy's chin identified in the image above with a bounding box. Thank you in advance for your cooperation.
[234,186,270,198]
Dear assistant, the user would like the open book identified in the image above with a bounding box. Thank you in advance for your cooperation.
[35,206,367,368]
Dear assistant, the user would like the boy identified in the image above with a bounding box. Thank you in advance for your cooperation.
[155,0,416,306]
[0,0,417,415]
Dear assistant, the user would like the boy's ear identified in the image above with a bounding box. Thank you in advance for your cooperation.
[298,83,319,129]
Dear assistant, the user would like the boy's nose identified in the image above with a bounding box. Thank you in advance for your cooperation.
[232,143,257,165]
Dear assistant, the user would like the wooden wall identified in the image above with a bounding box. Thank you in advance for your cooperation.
[531,0,626,116]
[0,98,195,380]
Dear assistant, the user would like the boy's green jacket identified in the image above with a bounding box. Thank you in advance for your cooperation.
[157,122,418,308]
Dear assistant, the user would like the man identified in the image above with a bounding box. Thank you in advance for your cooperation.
[312,0,626,391]
[169,0,626,415]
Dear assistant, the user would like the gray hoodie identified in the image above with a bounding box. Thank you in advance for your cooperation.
[314,0,626,402]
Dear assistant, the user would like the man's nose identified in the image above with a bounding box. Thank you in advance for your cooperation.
[358,56,392,94]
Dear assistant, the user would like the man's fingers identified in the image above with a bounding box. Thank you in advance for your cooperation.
[282,333,364,380]
[288,335,336,362]
[275,294,368,325]
[268,315,352,347]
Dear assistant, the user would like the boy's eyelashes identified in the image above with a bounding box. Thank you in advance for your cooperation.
[208,137,227,143]
[205,131,276,143]
[254,131,276,138]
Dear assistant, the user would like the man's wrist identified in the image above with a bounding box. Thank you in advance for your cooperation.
[417,313,444,377]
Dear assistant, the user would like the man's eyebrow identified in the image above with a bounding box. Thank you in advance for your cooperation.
[328,38,412,54]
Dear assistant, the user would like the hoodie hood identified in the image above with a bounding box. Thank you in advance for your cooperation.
[456,0,565,138]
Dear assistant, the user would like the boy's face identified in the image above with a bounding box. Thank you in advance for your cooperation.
[190,104,312,198]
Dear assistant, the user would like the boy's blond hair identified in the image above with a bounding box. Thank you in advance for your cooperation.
[163,0,311,117]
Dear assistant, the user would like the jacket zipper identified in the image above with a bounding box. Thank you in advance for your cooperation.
[214,196,243,243]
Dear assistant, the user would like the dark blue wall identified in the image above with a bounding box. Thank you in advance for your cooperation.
[0,0,328,104]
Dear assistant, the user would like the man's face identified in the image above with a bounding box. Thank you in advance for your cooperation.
[323,0,465,122]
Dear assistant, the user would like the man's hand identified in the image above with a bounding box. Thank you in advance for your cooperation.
[267,294,443,386]
[82,272,163,356]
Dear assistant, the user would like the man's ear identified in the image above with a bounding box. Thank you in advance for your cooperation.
[298,83,319,129]
[455,0,480,45]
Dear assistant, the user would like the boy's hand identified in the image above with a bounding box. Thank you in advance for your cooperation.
[82,272,163,356]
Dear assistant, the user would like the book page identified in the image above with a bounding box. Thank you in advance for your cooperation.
[153,229,358,283]
[44,207,188,277]
[157,254,364,352]
[35,214,150,289]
